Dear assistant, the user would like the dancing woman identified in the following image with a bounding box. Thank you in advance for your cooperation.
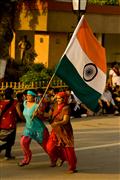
[44,91,77,173]
[18,90,50,166]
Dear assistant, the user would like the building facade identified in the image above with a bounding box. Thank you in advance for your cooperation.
[10,0,120,69]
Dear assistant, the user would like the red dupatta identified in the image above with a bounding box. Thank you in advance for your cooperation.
[52,91,68,120]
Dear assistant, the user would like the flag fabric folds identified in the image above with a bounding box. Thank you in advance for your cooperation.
[55,15,107,112]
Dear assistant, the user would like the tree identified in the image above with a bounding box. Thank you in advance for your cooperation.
[88,0,119,5]
[0,0,46,81]
[19,63,54,84]
[0,0,119,81]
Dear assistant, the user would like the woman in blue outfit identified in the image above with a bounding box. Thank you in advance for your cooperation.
[18,90,49,166]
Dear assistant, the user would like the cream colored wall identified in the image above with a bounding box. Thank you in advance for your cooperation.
[48,12,120,34]
[48,33,68,69]
[34,34,49,67]
[48,11,77,33]
[86,14,120,34]
[104,34,120,64]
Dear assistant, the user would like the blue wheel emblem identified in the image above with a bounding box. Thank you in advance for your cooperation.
[83,63,98,82]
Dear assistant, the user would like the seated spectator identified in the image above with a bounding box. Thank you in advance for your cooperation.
[65,89,88,118]
[108,62,120,88]
[65,88,78,117]
[112,85,120,113]
[47,88,56,103]
[35,88,59,120]
[98,84,119,114]
[45,88,58,111]
[71,91,89,118]
[35,88,44,104]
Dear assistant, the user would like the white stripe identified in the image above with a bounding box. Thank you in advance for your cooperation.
[16,142,120,159]
[66,38,106,94]
[75,142,120,151]
[74,130,119,134]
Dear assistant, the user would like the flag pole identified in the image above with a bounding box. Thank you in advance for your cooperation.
[38,72,56,107]
[32,72,56,118]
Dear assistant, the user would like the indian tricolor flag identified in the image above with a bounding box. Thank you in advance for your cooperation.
[55,15,107,112]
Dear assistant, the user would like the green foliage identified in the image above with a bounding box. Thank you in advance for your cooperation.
[88,0,119,5]
[19,63,54,84]
[25,50,38,65]
[29,63,45,72]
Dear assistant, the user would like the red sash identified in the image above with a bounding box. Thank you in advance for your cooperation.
[0,100,17,129]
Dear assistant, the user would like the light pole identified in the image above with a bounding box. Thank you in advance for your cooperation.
[72,0,88,22]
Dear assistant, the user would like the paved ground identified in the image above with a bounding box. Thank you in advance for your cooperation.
[0,115,120,180]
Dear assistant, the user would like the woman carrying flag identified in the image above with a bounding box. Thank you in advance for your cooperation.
[43,91,77,173]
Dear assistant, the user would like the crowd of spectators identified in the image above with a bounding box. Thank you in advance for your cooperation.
[0,62,120,118]
[0,86,120,120]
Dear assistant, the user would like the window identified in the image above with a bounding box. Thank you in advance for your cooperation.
[40,38,44,43]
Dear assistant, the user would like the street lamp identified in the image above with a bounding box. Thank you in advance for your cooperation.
[72,0,88,22]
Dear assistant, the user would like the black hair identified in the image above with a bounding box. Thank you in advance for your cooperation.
[16,92,23,100]
[4,88,14,100]
[36,88,44,94]
[111,61,117,67]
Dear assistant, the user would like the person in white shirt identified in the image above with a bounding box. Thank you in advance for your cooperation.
[99,84,119,114]
[109,62,120,88]
[70,91,93,117]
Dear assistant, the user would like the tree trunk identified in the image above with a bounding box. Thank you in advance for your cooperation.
[0,17,13,60]
[0,3,14,81]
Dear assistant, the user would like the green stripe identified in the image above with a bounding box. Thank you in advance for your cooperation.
[55,55,101,112]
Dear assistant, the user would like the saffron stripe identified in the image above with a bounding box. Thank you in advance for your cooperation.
[66,38,106,94]
[76,18,107,73]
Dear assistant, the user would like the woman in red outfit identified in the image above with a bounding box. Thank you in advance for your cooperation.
[0,88,23,159]
[44,91,77,173]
